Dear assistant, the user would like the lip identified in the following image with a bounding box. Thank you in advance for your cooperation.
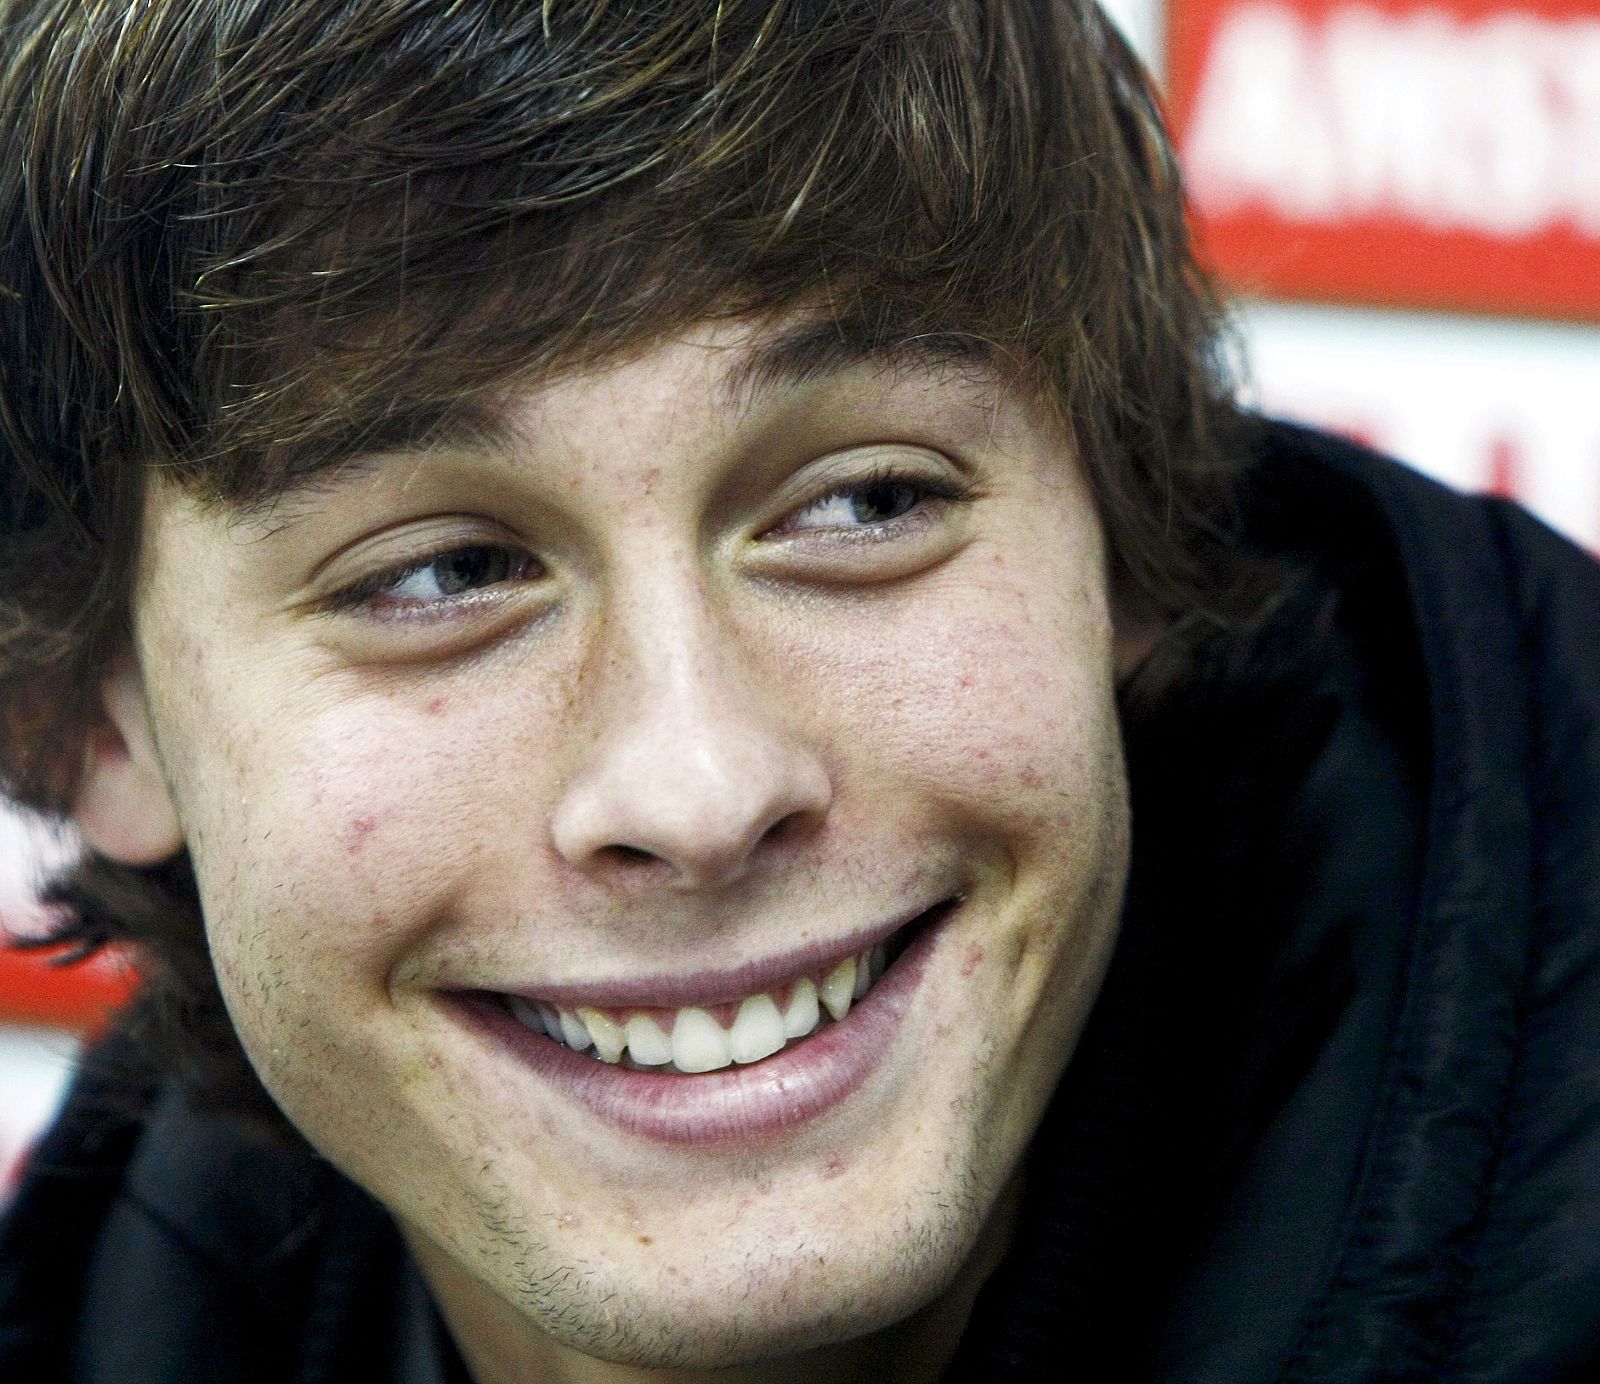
[446,901,954,1146]
[496,901,941,1011]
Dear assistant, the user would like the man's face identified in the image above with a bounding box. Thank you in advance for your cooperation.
[126,320,1131,1372]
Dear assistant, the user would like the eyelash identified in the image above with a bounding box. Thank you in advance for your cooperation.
[777,466,974,540]
[321,467,974,618]
[320,546,540,617]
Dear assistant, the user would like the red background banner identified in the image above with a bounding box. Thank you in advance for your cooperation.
[1167,0,1600,319]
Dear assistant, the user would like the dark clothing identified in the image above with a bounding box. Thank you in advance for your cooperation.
[3,421,1599,1381]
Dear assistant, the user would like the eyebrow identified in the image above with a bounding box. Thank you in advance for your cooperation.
[720,317,995,410]
[237,316,994,523]
[233,399,517,526]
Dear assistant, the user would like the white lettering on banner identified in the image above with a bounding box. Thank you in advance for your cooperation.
[1184,4,1600,236]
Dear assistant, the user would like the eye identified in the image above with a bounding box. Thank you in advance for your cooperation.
[328,542,541,614]
[771,470,970,539]
[784,479,925,531]
[383,545,536,600]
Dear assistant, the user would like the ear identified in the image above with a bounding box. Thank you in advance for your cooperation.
[73,660,184,865]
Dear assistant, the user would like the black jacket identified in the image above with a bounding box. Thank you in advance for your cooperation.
[4,421,1599,1382]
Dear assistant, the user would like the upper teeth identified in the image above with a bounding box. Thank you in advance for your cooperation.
[506,943,888,1073]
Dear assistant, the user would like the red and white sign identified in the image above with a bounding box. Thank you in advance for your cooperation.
[0,808,134,1198]
[1168,0,1600,318]
[0,807,128,1034]
[1237,301,1600,550]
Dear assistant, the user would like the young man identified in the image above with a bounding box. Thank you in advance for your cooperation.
[1,2,1597,1381]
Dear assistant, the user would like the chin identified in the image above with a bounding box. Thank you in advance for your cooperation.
[464,1178,994,1372]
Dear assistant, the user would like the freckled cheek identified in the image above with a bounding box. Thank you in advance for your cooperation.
[185,711,526,982]
[833,624,1113,816]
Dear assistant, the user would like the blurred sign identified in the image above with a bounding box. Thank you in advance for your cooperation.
[1168,0,1600,318]
[0,807,133,1032]
[0,805,134,1199]
[0,1026,80,1198]
[1237,301,1600,549]
[0,946,140,1032]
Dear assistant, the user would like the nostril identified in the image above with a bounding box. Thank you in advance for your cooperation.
[605,844,660,867]
[757,814,792,847]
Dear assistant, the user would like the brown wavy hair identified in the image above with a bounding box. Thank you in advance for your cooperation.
[0,0,1250,1124]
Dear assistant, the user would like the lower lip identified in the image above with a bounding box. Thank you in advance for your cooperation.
[448,909,951,1147]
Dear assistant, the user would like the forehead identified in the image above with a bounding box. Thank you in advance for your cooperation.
[223,313,1009,524]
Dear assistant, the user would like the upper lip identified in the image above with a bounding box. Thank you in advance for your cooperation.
[488,898,952,1011]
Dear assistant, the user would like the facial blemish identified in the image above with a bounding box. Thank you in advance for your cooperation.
[425,697,447,716]
[961,944,985,977]
[345,815,378,851]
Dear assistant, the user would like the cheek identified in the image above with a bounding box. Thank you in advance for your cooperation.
[174,692,533,1010]
[821,588,1117,825]
[174,698,536,1142]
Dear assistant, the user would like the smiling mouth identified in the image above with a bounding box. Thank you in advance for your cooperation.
[487,901,949,1076]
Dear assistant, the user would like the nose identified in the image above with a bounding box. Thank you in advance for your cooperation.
[549,585,832,891]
